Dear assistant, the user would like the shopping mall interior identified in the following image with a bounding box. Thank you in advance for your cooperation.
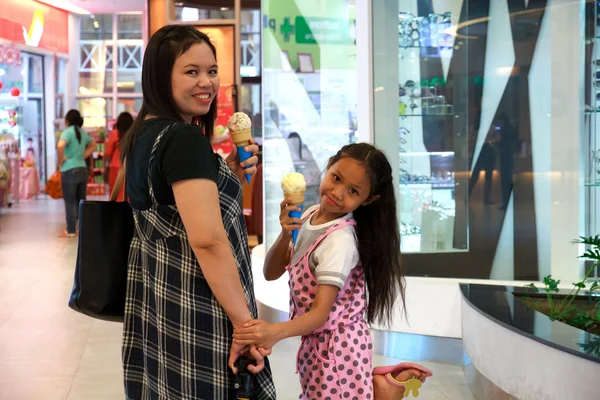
[0,0,599,399]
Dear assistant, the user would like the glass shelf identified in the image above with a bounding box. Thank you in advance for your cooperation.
[399,46,454,49]
[399,113,454,117]
[584,182,600,187]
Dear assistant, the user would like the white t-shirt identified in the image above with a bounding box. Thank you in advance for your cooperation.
[289,205,359,289]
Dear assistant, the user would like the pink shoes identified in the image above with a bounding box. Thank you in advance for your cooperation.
[372,362,433,399]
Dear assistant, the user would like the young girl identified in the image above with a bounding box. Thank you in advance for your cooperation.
[234,143,431,399]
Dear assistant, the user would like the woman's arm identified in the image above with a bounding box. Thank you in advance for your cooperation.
[104,131,116,166]
[83,141,96,160]
[57,140,67,167]
[173,178,252,328]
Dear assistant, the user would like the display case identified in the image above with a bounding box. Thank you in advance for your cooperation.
[392,3,468,253]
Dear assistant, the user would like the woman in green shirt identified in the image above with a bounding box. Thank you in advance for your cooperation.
[56,109,96,238]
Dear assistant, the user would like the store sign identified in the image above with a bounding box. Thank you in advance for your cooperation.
[0,0,68,54]
[295,17,354,45]
[264,15,355,45]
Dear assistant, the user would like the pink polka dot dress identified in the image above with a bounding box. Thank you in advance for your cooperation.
[287,217,374,400]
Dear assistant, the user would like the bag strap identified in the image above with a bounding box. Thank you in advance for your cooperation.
[110,158,127,202]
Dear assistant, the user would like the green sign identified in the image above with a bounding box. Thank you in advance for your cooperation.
[295,17,354,45]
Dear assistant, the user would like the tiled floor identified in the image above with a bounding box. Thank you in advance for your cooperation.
[0,198,474,400]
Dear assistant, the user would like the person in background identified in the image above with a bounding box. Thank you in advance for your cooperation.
[56,109,96,238]
[105,112,133,200]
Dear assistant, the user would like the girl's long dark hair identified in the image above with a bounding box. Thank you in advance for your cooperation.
[121,25,218,161]
[330,143,406,326]
[65,109,84,144]
[115,112,134,141]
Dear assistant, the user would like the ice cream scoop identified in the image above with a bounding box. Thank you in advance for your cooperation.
[227,112,253,184]
[281,173,306,245]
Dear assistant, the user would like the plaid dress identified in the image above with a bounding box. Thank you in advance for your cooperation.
[122,125,276,399]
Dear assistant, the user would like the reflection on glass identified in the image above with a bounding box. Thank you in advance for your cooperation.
[117,14,143,93]
[117,97,142,116]
[262,0,358,248]
[241,10,261,77]
[117,15,142,39]
[240,84,262,141]
[81,14,113,40]
[79,44,114,94]
[174,2,234,21]
[79,15,113,94]
[77,98,113,130]
[27,53,43,94]
[392,1,467,253]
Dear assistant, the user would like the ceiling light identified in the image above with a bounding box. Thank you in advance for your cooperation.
[34,0,91,15]
[220,7,229,11]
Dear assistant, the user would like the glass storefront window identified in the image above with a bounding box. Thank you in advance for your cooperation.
[373,1,469,254]
[27,53,44,94]
[117,14,143,93]
[79,42,114,94]
[78,12,143,124]
[262,0,358,247]
[372,0,586,281]
[241,10,261,77]
[56,58,67,119]
[117,97,142,116]
[77,97,113,130]
[241,83,261,142]
[81,14,113,40]
[173,1,235,21]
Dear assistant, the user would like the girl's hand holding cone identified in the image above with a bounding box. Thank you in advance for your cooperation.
[279,198,302,239]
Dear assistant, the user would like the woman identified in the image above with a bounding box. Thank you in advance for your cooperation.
[56,109,95,238]
[120,25,276,399]
[104,112,133,201]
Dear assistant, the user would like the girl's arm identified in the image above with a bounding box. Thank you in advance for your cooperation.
[233,284,339,348]
[263,231,291,281]
[263,198,302,281]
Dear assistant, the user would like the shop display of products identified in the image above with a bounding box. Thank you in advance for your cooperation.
[398,12,452,48]
[398,81,453,116]
[400,170,454,185]
[400,221,421,236]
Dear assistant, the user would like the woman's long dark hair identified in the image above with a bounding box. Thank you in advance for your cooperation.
[115,112,134,141]
[329,143,406,326]
[121,25,218,161]
[65,109,84,144]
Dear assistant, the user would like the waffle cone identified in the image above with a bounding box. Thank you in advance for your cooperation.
[230,128,252,146]
[284,191,305,205]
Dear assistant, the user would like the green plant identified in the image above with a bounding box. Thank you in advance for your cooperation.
[524,236,600,332]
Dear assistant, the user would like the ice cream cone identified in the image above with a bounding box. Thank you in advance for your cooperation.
[281,173,307,246]
[284,191,305,244]
[228,113,253,184]
[284,191,305,205]
[230,128,252,147]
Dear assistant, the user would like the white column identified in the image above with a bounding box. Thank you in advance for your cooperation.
[44,55,56,176]
[356,0,373,144]
[548,0,585,282]
[66,13,81,112]
[372,0,399,218]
